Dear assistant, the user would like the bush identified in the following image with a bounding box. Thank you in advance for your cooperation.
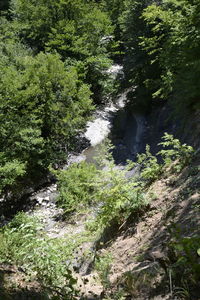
[0,160,26,194]
[55,135,194,232]
[158,133,194,172]
[92,164,146,230]
[133,134,194,185]
[168,228,200,298]
[136,145,161,183]
[55,161,98,214]
[0,213,77,299]
[95,252,113,289]
[56,141,147,230]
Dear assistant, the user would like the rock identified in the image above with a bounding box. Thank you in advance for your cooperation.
[37,197,43,204]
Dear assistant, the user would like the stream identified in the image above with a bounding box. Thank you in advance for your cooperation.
[0,64,147,237]
[1,65,147,297]
[26,64,147,240]
[22,78,146,287]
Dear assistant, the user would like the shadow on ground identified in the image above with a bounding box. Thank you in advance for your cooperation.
[0,267,47,300]
[107,151,200,299]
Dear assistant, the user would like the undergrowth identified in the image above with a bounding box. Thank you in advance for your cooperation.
[54,161,98,214]
[168,226,200,298]
[54,132,194,298]
[56,133,194,232]
[0,134,195,298]
[0,213,78,299]
[55,140,148,231]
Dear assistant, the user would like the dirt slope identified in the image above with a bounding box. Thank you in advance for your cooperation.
[0,116,199,300]
[81,150,200,299]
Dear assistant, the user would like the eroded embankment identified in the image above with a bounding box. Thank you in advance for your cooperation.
[1,145,199,300]
[1,95,199,299]
[80,149,200,299]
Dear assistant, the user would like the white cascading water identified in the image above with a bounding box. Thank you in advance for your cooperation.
[26,64,146,240]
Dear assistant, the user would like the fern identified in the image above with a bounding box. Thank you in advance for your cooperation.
[158,133,194,172]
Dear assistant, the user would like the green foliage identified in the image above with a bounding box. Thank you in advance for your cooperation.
[46,5,112,58]
[56,141,147,230]
[0,49,93,193]
[172,237,200,281]
[54,162,98,214]
[0,213,77,299]
[92,164,145,230]
[95,252,113,289]
[56,135,193,232]
[54,134,194,242]
[10,0,115,103]
[158,133,194,172]
[85,55,115,103]
[120,0,161,111]
[0,160,26,193]
[136,145,161,182]
[120,0,200,116]
[100,0,126,57]
[168,227,200,297]
[0,17,30,65]
[134,134,194,185]
[0,0,118,194]
[11,0,112,55]
[0,0,10,12]
[141,0,200,114]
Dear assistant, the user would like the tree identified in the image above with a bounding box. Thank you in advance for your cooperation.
[10,0,114,103]
[141,0,200,114]
[120,0,161,112]
[0,50,93,193]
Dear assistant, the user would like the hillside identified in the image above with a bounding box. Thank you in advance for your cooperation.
[0,124,199,300]
[0,0,200,299]
[94,148,200,299]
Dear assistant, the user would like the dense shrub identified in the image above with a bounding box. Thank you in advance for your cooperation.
[0,213,78,299]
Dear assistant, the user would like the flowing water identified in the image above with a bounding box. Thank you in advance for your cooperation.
[0,64,147,238]
[69,90,146,165]
[0,65,147,298]
[24,65,147,239]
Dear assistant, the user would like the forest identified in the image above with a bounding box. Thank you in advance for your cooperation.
[0,0,199,299]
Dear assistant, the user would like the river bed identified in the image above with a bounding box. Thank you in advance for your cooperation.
[69,89,146,166]
[0,65,148,299]
[26,80,147,240]
[0,65,147,235]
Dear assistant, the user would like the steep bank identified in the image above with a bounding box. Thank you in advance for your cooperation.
[0,80,199,299]
[1,131,199,300]
[79,146,200,299]
[145,102,200,157]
